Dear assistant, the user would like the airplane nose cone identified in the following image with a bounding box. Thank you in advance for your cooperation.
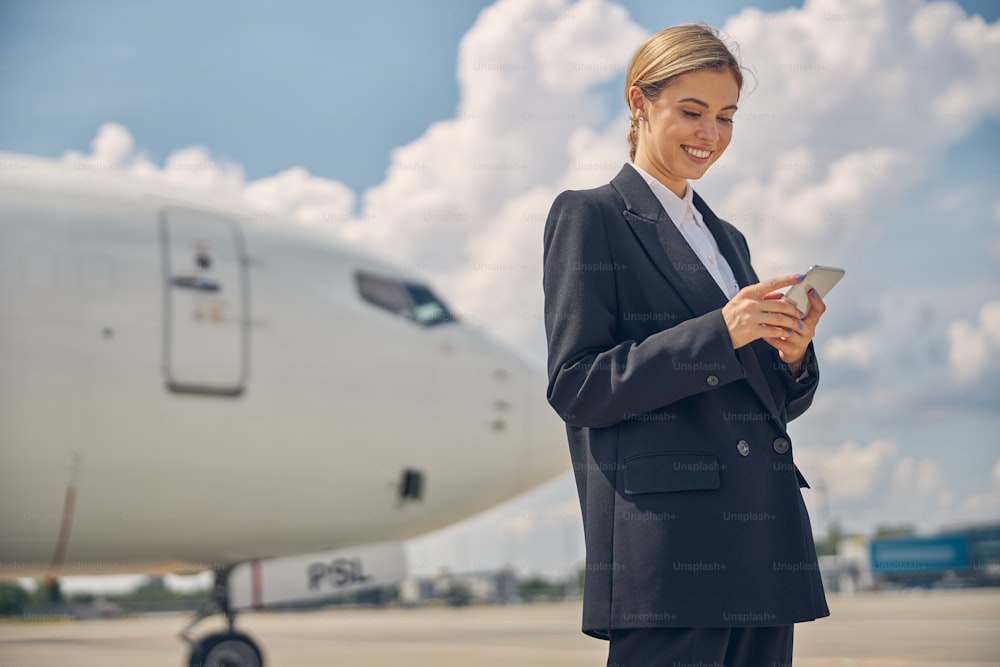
[520,367,570,486]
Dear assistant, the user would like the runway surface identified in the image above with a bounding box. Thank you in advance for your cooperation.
[1,589,999,666]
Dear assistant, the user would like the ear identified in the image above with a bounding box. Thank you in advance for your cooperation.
[627,85,647,117]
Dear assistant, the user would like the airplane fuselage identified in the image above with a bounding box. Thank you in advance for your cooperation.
[0,154,567,576]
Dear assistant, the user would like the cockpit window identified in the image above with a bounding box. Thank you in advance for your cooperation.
[355,271,456,326]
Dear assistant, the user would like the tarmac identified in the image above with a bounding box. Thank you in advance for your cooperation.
[1,588,999,666]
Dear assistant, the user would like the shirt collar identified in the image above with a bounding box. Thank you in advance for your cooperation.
[629,162,696,227]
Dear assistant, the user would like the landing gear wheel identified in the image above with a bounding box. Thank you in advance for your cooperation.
[181,567,266,666]
[188,631,263,667]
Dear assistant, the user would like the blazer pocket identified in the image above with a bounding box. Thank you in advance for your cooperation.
[623,452,721,494]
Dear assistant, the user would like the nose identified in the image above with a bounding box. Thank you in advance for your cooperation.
[695,117,720,143]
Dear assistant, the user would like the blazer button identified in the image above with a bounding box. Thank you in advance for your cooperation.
[706,374,719,386]
[773,437,790,454]
[736,440,750,457]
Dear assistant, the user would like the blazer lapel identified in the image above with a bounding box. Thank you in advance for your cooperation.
[693,192,755,289]
[611,164,783,422]
[612,165,728,318]
[693,195,782,421]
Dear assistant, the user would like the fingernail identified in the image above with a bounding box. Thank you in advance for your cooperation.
[797,322,804,330]
[795,274,806,281]
[786,329,793,336]
[810,289,818,298]
[798,310,805,319]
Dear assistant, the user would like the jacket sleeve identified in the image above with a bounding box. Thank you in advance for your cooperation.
[543,190,745,429]
[772,343,820,422]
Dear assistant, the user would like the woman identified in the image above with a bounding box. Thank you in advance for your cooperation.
[543,24,829,666]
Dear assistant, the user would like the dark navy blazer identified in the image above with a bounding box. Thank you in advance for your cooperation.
[543,163,829,639]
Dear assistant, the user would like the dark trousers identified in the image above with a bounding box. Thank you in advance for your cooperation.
[607,625,793,667]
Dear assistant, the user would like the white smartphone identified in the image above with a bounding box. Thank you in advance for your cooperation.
[783,265,845,315]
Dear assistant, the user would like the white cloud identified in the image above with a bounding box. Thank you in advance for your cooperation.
[959,458,1000,519]
[877,455,958,528]
[947,320,990,382]
[442,186,551,342]
[796,439,964,530]
[983,302,1000,344]
[160,146,245,193]
[501,497,581,537]
[947,300,1000,382]
[532,0,637,93]
[712,0,998,274]
[892,457,943,494]
[61,122,356,240]
[242,167,355,227]
[795,439,897,502]
[63,122,137,171]
[824,330,877,366]
[990,201,1000,259]
[90,121,133,166]
[345,0,644,277]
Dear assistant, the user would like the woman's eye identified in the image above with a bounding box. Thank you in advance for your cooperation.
[719,117,734,124]
[682,110,701,118]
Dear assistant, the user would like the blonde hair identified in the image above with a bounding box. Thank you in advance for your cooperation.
[625,24,745,161]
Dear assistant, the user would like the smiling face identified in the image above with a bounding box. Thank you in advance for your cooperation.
[629,69,739,198]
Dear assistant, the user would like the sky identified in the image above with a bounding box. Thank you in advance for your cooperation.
[2,0,999,592]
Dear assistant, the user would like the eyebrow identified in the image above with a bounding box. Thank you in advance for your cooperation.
[678,97,739,112]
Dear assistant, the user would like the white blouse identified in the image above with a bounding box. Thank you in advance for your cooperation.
[630,163,741,300]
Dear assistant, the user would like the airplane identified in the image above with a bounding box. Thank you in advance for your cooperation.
[0,151,569,666]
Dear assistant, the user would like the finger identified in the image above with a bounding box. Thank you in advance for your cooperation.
[763,292,810,323]
[758,319,800,338]
[763,334,810,358]
[760,324,795,343]
[802,289,827,324]
[763,336,801,354]
[760,299,805,326]
[745,273,806,298]
[766,328,810,346]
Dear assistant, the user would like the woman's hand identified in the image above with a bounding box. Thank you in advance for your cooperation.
[722,273,815,352]
[762,286,826,367]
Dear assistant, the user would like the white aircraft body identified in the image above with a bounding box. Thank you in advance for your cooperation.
[0,152,568,665]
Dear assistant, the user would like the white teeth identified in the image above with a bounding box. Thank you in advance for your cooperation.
[684,146,711,159]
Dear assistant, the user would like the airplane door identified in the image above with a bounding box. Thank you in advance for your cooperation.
[159,208,250,396]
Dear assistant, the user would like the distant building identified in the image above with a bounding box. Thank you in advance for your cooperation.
[399,576,436,605]
[869,521,1000,589]
[818,536,873,593]
[400,568,518,605]
[815,521,1000,592]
